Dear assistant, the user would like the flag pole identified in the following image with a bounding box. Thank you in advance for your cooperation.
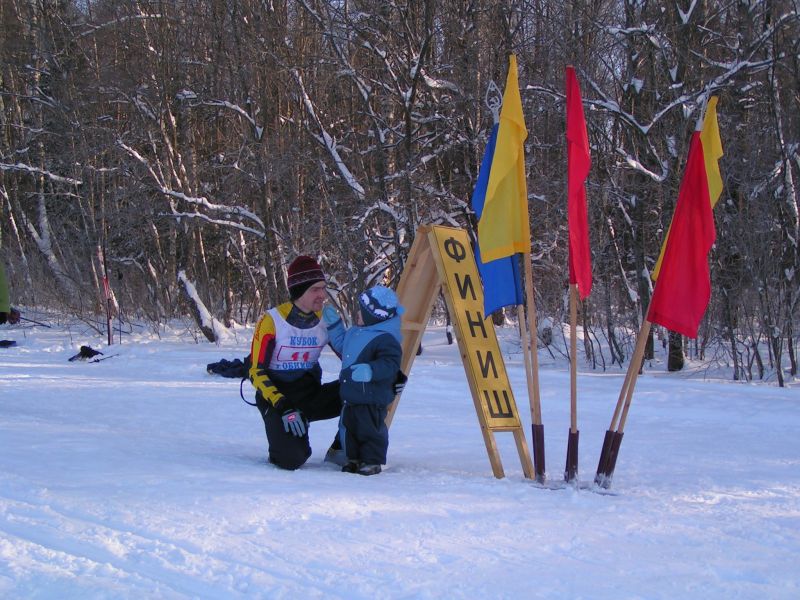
[595,317,651,488]
[695,94,709,132]
[522,253,545,482]
[477,55,544,481]
[98,238,113,346]
[564,65,592,484]
[565,283,579,483]
[516,294,537,466]
[616,321,652,433]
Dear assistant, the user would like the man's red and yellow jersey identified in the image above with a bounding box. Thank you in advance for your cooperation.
[249,302,328,408]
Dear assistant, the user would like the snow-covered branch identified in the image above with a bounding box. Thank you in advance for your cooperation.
[356,201,404,227]
[0,162,82,186]
[117,140,163,184]
[616,148,668,183]
[160,190,264,230]
[120,140,265,237]
[199,99,263,140]
[79,14,165,38]
[163,211,265,239]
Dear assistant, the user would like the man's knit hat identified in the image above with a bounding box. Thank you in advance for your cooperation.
[359,285,403,326]
[287,255,325,300]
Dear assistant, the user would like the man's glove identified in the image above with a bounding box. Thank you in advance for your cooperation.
[351,363,373,382]
[281,408,307,437]
[393,371,408,395]
[322,305,341,327]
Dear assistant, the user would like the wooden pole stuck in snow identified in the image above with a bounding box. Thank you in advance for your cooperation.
[565,284,579,484]
[595,318,652,488]
[522,253,546,483]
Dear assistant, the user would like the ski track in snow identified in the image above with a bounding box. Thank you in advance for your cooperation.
[1,323,799,599]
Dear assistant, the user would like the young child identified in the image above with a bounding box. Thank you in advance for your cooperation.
[323,285,403,475]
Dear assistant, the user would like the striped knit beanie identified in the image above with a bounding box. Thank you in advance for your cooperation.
[287,255,325,300]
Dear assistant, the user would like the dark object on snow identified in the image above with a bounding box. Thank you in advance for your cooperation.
[0,308,21,325]
[0,339,17,348]
[207,355,250,379]
[69,345,103,362]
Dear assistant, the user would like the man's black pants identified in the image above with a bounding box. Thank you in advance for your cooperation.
[256,374,341,470]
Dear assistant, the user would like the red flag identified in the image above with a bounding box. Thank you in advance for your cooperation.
[566,66,592,299]
[647,132,716,338]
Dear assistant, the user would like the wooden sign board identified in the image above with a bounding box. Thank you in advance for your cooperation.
[387,225,534,479]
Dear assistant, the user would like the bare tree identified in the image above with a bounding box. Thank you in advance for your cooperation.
[0,0,797,378]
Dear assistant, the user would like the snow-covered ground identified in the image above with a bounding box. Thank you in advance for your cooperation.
[1,317,798,599]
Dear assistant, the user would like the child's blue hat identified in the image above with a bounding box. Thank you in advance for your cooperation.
[359,285,404,325]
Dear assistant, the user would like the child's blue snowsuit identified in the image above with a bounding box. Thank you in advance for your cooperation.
[327,312,402,466]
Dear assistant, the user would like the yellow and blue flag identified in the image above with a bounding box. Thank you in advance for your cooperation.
[477,55,530,264]
[472,123,524,317]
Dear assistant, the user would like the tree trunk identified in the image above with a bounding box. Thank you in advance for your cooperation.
[667,331,684,372]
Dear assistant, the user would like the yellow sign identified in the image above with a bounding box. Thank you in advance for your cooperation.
[391,225,533,478]
[428,226,523,430]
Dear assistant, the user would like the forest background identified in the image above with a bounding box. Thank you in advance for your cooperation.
[1,0,798,386]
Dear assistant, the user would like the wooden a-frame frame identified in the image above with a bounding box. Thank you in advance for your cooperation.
[385,225,534,479]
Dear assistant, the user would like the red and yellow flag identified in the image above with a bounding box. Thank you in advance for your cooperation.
[646,131,716,338]
[653,97,723,280]
[566,66,592,299]
[700,97,724,208]
[477,55,530,263]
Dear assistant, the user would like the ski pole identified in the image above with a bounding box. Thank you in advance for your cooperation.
[20,316,52,328]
